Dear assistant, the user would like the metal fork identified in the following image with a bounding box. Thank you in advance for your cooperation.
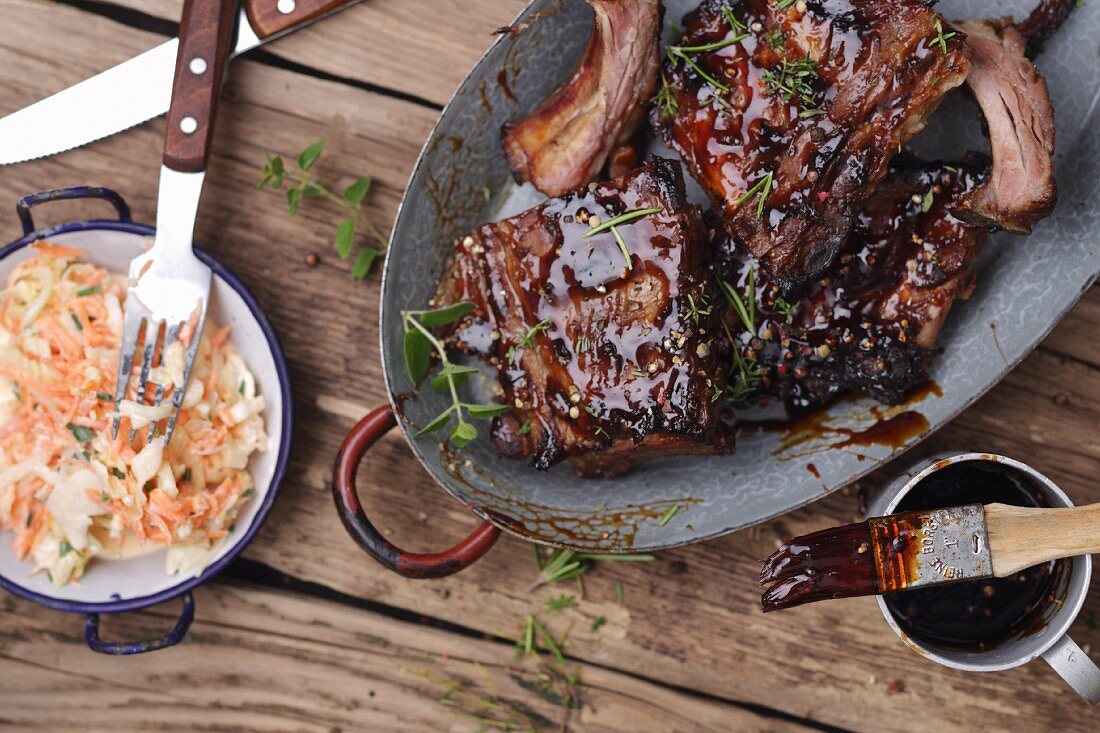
[112,0,239,444]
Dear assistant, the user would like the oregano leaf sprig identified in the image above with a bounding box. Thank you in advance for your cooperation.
[259,141,388,279]
[402,302,511,447]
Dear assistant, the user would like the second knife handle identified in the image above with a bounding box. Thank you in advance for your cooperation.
[244,0,359,40]
[164,0,239,173]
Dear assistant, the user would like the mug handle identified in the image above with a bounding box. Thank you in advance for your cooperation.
[332,405,501,578]
[84,592,195,655]
[1042,634,1100,704]
[16,186,132,235]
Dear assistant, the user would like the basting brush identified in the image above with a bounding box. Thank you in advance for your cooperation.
[759,502,1100,612]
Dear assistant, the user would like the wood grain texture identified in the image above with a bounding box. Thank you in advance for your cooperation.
[0,2,1098,732]
[164,0,239,171]
[987,502,1100,576]
[97,0,530,106]
[243,0,362,40]
[0,581,813,733]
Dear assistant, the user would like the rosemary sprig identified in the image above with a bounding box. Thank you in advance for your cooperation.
[931,20,957,55]
[402,303,510,447]
[582,207,663,237]
[762,54,821,114]
[611,226,632,270]
[665,45,733,92]
[657,505,680,526]
[259,141,387,278]
[724,342,766,404]
[583,207,662,271]
[528,546,655,593]
[671,35,749,55]
[721,4,747,33]
[728,266,756,330]
[732,170,774,220]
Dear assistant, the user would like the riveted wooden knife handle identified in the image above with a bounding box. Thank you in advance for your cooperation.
[985,501,1100,577]
[163,0,239,172]
[243,0,360,40]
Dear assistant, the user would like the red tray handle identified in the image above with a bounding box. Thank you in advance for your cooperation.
[332,405,500,578]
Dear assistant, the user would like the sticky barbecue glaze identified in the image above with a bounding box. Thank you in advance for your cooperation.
[435,158,731,476]
[717,157,989,408]
[652,0,970,290]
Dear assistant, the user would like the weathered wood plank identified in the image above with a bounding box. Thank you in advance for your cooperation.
[0,580,815,733]
[68,0,530,108]
[0,3,1098,733]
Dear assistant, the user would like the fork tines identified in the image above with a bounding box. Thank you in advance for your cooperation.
[112,305,204,446]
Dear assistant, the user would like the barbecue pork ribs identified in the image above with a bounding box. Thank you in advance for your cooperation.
[503,0,663,197]
[652,0,970,291]
[435,158,732,476]
[717,156,990,409]
[949,18,1056,233]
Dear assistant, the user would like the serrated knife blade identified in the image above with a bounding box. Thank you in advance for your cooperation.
[0,9,263,165]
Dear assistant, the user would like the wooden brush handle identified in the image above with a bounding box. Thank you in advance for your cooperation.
[163,0,239,172]
[986,502,1100,576]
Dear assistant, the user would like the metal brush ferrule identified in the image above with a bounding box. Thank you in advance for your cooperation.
[869,504,992,592]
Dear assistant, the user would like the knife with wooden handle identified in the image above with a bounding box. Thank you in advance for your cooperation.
[0,0,363,165]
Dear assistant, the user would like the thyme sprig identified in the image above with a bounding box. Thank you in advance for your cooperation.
[259,141,387,278]
[655,71,679,118]
[732,171,774,220]
[402,303,510,447]
[545,594,578,613]
[508,320,550,364]
[773,295,796,325]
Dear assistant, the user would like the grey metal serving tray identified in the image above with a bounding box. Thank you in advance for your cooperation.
[377,0,1099,552]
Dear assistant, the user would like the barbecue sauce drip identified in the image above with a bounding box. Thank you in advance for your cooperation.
[883,462,1060,648]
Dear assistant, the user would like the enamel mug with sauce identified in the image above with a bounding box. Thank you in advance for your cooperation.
[866,452,1100,704]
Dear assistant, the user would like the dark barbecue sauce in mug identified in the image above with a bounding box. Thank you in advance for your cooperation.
[883,461,1061,649]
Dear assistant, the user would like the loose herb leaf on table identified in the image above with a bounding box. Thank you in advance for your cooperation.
[259,141,388,279]
[402,302,510,447]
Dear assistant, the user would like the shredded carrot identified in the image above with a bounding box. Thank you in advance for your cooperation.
[0,244,268,586]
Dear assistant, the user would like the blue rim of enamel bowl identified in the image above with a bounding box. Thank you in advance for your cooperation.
[0,218,294,615]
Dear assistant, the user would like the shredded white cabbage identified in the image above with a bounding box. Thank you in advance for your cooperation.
[0,244,268,586]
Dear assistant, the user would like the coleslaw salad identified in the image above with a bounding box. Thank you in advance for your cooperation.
[0,243,268,585]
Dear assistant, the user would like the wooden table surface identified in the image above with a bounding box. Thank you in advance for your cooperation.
[1,2,1098,731]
